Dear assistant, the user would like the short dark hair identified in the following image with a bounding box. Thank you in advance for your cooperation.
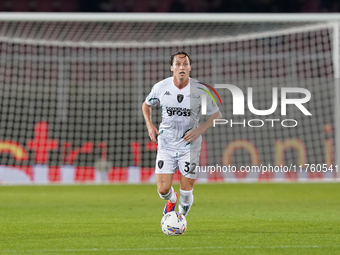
[170,51,192,66]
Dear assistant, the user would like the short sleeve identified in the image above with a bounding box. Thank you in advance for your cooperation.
[145,85,160,106]
[206,93,219,115]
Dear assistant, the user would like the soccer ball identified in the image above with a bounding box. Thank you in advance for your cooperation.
[160,211,187,236]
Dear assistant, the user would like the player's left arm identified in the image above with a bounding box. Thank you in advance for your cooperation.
[184,110,222,143]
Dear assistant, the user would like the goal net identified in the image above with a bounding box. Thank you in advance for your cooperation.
[0,13,338,184]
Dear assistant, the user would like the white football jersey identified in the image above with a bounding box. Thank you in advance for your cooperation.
[145,77,219,151]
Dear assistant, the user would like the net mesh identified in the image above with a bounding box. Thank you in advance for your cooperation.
[0,18,337,183]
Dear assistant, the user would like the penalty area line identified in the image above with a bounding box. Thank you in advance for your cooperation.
[1,245,340,253]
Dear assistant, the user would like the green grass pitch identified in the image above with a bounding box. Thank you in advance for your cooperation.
[0,183,339,255]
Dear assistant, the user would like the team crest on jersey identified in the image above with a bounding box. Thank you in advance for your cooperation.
[177,94,184,103]
[158,160,164,169]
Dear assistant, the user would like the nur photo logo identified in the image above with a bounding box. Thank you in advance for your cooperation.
[200,83,312,128]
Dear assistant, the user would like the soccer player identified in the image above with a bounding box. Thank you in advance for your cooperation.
[142,51,222,216]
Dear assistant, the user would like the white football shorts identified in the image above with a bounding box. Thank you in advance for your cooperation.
[155,148,200,180]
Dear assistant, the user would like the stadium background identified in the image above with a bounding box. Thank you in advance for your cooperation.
[1,0,340,13]
[0,3,339,184]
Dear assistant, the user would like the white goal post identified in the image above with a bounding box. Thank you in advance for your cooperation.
[0,13,339,183]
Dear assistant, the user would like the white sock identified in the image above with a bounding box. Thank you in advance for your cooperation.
[158,186,177,203]
[179,189,194,216]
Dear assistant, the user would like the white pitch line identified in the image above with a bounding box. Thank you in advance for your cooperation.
[1,245,340,253]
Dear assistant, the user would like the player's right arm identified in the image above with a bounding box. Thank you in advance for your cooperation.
[143,82,162,143]
[142,102,160,143]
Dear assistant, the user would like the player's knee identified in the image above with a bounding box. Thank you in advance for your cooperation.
[157,187,170,195]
